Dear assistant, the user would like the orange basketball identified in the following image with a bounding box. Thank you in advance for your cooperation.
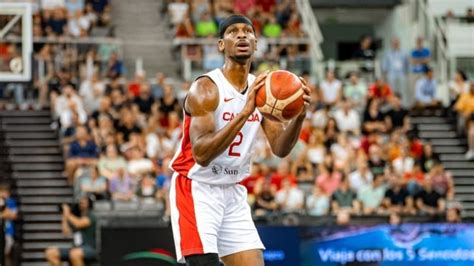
[255,70,305,122]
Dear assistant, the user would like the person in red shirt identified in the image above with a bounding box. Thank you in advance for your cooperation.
[269,160,297,191]
[241,162,263,196]
[128,72,145,98]
[408,132,424,160]
[369,78,393,101]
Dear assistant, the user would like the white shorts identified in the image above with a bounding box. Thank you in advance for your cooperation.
[169,173,265,263]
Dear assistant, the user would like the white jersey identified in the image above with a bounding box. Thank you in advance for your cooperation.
[170,69,262,184]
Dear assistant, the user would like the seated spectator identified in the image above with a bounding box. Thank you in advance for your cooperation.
[389,212,402,225]
[465,7,474,23]
[106,52,123,79]
[403,163,425,195]
[97,144,127,179]
[55,84,87,130]
[407,132,424,160]
[428,162,454,200]
[414,67,441,111]
[89,0,111,25]
[68,10,91,37]
[158,84,181,127]
[66,126,99,184]
[319,70,342,107]
[330,134,353,170]
[418,142,439,173]
[368,78,392,102]
[357,174,387,214]
[195,11,217,37]
[316,165,342,196]
[367,145,386,177]
[45,8,67,36]
[392,147,415,176]
[79,73,105,114]
[127,72,145,98]
[333,99,361,136]
[109,168,135,202]
[344,72,367,110]
[66,0,84,16]
[168,0,189,26]
[254,178,278,216]
[385,95,410,133]
[0,184,18,265]
[269,160,297,191]
[311,105,329,129]
[331,178,360,215]
[445,203,462,223]
[448,70,469,105]
[127,147,154,179]
[336,210,351,226]
[90,96,113,126]
[262,16,282,38]
[275,178,304,212]
[383,177,415,215]
[90,115,116,151]
[156,158,173,218]
[151,72,166,99]
[45,196,97,266]
[134,83,155,115]
[348,159,374,193]
[306,186,330,216]
[116,108,142,144]
[136,172,158,203]
[80,166,108,200]
[362,99,387,134]
[305,130,326,167]
[415,178,445,215]
[323,118,340,148]
[242,162,264,199]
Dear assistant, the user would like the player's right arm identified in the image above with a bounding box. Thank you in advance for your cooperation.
[187,75,266,167]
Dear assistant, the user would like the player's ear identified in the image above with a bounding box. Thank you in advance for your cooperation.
[218,39,224,52]
[254,39,258,51]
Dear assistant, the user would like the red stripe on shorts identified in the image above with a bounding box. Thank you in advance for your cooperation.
[175,174,204,256]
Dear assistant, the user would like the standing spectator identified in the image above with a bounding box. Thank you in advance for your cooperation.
[333,99,361,136]
[414,67,441,111]
[382,37,409,106]
[319,70,342,107]
[357,174,387,214]
[109,168,135,202]
[352,35,375,74]
[348,159,374,193]
[80,166,108,200]
[66,126,99,184]
[410,36,431,75]
[0,184,18,266]
[455,85,474,154]
[98,144,127,179]
[331,178,360,215]
[465,7,474,23]
[306,186,330,216]
[45,196,97,266]
[275,178,304,212]
[344,72,367,111]
[385,94,410,133]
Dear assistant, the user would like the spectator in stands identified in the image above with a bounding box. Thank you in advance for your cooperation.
[254,178,278,216]
[66,0,85,17]
[389,213,402,225]
[344,72,367,111]
[158,84,181,127]
[45,196,97,266]
[368,78,393,103]
[0,184,18,266]
[306,186,330,216]
[367,145,386,177]
[316,165,342,196]
[311,105,329,130]
[323,118,340,148]
[403,163,425,195]
[446,203,462,223]
[151,72,166,99]
[455,84,474,149]
[319,70,342,107]
[392,147,415,176]
[336,210,351,226]
[262,16,282,38]
[134,83,155,115]
[116,108,142,144]
[305,129,326,167]
[195,11,217,37]
[105,52,123,79]
[330,134,353,171]
[333,98,361,136]
[80,166,108,200]
[331,177,360,215]
[415,178,445,215]
[136,172,158,203]
[385,94,410,133]
[357,174,387,214]
[414,67,442,112]
[465,7,474,23]
[448,70,469,106]
[349,159,373,193]
[67,10,91,38]
[242,162,264,201]
[362,99,387,134]
[55,84,87,130]
[168,0,189,27]
[156,158,172,219]
[466,115,474,161]
[127,147,154,179]
[79,72,105,114]
[410,36,431,76]
[45,8,67,36]
[89,0,111,26]
[270,160,297,191]
[233,0,255,16]
[428,162,454,200]
[98,144,127,179]
[109,167,135,202]
[418,142,439,173]
[382,37,409,106]
[66,126,99,184]
[352,35,375,74]
[275,178,304,212]
[383,177,415,215]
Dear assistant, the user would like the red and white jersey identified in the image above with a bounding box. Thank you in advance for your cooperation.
[170,69,262,185]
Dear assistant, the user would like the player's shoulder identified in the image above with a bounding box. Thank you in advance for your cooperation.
[186,76,219,115]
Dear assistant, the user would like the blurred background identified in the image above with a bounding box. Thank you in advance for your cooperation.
[0,0,473,265]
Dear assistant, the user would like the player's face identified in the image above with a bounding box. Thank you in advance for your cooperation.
[219,23,257,62]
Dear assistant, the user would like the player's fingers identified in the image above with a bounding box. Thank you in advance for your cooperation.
[302,95,311,103]
[255,71,269,83]
[299,76,308,86]
[251,78,266,92]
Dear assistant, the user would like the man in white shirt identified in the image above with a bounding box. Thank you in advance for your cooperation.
[334,99,361,135]
[349,159,374,193]
[275,178,304,212]
[320,70,342,106]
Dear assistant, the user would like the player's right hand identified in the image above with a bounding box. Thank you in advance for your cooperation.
[242,71,268,117]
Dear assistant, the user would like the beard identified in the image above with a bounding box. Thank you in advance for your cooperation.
[230,53,251,63]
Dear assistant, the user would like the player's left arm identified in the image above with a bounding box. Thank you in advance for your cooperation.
[261,78,311,157]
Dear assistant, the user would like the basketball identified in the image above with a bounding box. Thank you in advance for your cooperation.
[256,70,305,122]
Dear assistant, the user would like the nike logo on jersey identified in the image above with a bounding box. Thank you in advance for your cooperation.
[224,97,234,102]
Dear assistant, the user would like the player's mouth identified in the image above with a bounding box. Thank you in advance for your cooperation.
[236,41,250,52]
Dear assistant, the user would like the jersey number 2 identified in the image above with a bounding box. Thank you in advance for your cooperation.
[229,132,243,157]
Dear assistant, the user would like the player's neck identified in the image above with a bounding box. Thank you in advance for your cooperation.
[221,61,250,93]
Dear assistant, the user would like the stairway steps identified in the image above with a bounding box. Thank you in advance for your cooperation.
[450,169,474,177]
[10,163,64,171]
[16,188,72,196]
[440,154,470,161]
[0,117,51,124]
[417,124,454,131]
[5,147,62,155]
[433,146,466,154]
[23,233,72,241]
[22,241,72,251]
[1,132,57,140]
[20,197,73,204]
[455,194,474,201]
[420,131,457,139]
[454,186,474,193]
[12,171,64,179]
[5,140,59,147]
[23,214,62,222]
[20,205,60,213]
[16,179,69,188]
[2,125,53,132]
[443,161,474,169]
[8,155,64,163]
[459,202,474,209]
[0,110,51,117]
[426,139,466,146]
[23,223,62,232]
[454,177,474,185]
[411,117,451,123]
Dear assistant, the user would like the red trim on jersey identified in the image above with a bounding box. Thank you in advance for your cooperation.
[175,174,204,256]
[171,115,196,176]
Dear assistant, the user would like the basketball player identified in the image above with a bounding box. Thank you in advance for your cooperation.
[169,15,311,266]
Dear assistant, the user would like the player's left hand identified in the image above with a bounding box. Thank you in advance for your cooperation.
[298,77,312,118]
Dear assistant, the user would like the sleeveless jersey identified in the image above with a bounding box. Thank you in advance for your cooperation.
[170,69,262,184]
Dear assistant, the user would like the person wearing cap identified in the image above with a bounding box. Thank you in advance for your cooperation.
[168,15,311,266]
